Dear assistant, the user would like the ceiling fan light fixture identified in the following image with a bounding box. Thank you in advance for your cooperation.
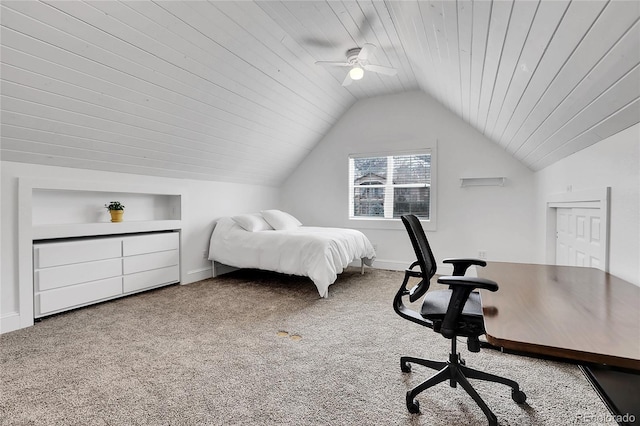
[316,44,396,85]
[349,65,364,80]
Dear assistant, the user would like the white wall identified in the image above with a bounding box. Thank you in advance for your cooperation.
[534,124,640,286]
[281,91,537,270]
[1,161,279,333]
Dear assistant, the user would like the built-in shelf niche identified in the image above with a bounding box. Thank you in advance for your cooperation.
[460,177,506,187]
[24,178,183,240]
[32,189,181,226]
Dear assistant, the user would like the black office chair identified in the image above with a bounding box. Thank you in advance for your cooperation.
[394,214,526,426]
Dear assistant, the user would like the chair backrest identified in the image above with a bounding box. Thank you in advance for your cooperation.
[401,214,438,301]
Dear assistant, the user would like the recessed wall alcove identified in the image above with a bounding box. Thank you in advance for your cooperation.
[13,177,184,331]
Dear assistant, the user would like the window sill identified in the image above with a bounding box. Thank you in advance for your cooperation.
[349,217,436,231]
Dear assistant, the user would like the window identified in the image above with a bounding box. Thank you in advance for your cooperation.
[349,150,434,226]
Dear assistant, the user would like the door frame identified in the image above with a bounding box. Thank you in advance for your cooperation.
[545,187,610,272]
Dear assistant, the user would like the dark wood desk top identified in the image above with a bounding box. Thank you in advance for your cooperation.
[477,262,640,370]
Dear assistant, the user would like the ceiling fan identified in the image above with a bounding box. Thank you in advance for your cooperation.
[315,43,397,86]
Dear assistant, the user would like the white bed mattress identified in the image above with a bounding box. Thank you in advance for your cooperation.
[208,217,376,297]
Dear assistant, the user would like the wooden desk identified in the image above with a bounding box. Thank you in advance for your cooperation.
[476,262,640,371]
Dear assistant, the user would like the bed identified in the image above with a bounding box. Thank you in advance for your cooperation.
[208,210,376,298]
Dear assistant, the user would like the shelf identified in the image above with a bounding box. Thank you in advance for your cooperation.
[460,177,506,187]
[33,220,182,240]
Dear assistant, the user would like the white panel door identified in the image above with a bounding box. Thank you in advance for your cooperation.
[556,207,603,269]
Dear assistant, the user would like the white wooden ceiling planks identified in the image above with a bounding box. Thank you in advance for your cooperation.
[1,0,638,185]
[497,0,610,154]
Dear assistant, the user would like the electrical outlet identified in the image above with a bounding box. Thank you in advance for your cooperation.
[202,250,208,259]
[372,243,378,251]
[478,250,487,259]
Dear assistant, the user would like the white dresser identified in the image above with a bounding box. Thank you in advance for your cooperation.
[33,231,180,318]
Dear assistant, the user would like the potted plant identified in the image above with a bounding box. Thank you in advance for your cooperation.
[105,201,125,222]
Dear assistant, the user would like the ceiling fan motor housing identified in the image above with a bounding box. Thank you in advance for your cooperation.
[346,47,362,64]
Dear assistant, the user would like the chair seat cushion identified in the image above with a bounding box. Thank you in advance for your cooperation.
[420,290,486,337]
[421,289,484,322]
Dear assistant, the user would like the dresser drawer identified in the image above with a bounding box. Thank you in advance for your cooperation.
[37,276,123,316]
[36,258,122,291]
[35,238,122,268]
[123,250,178,275]
[123,265,179,294]
[33,231,180,319]
[122,232,179,256]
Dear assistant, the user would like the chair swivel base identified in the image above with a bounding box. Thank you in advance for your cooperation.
[401,351,526,426]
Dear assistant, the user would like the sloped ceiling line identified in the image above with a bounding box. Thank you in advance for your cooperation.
[1,0,638,186]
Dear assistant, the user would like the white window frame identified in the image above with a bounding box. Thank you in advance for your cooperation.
[348,147,437,231]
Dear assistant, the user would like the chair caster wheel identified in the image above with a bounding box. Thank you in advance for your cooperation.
[512,389,527,404]
[400,361,411,373]
[406,393,420,414]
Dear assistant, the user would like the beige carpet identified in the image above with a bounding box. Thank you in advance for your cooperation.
[0,267,614,425]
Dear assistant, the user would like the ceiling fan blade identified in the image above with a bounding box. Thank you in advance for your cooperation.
[364,63,397,76]
[358,43,376,61]
[315,61,351,67]
[342,73,353,87]
[301,37,337,48]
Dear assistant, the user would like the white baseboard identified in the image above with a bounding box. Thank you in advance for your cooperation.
[183,267,213,284]
[0,312,22,334]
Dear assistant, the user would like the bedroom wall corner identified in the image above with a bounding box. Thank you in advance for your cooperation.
[533,124,640,286]
[279,90,537,270]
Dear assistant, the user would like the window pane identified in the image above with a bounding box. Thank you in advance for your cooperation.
[353,187,385,217]
[353,157,387,185]
[393,187,430,219]
[349,150,433,222]
[393,154,430,184]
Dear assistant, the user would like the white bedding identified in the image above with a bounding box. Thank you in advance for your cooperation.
[208,217,376,297]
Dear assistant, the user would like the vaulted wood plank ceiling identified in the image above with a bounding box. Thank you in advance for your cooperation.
[1,0,638,186]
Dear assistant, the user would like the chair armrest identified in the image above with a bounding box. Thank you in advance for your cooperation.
[436,276,498,339]
[437,276,498,292]
[443,258,487,276]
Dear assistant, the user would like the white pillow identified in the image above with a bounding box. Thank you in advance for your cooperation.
[261,210,302,230]
[231,213,274,232]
